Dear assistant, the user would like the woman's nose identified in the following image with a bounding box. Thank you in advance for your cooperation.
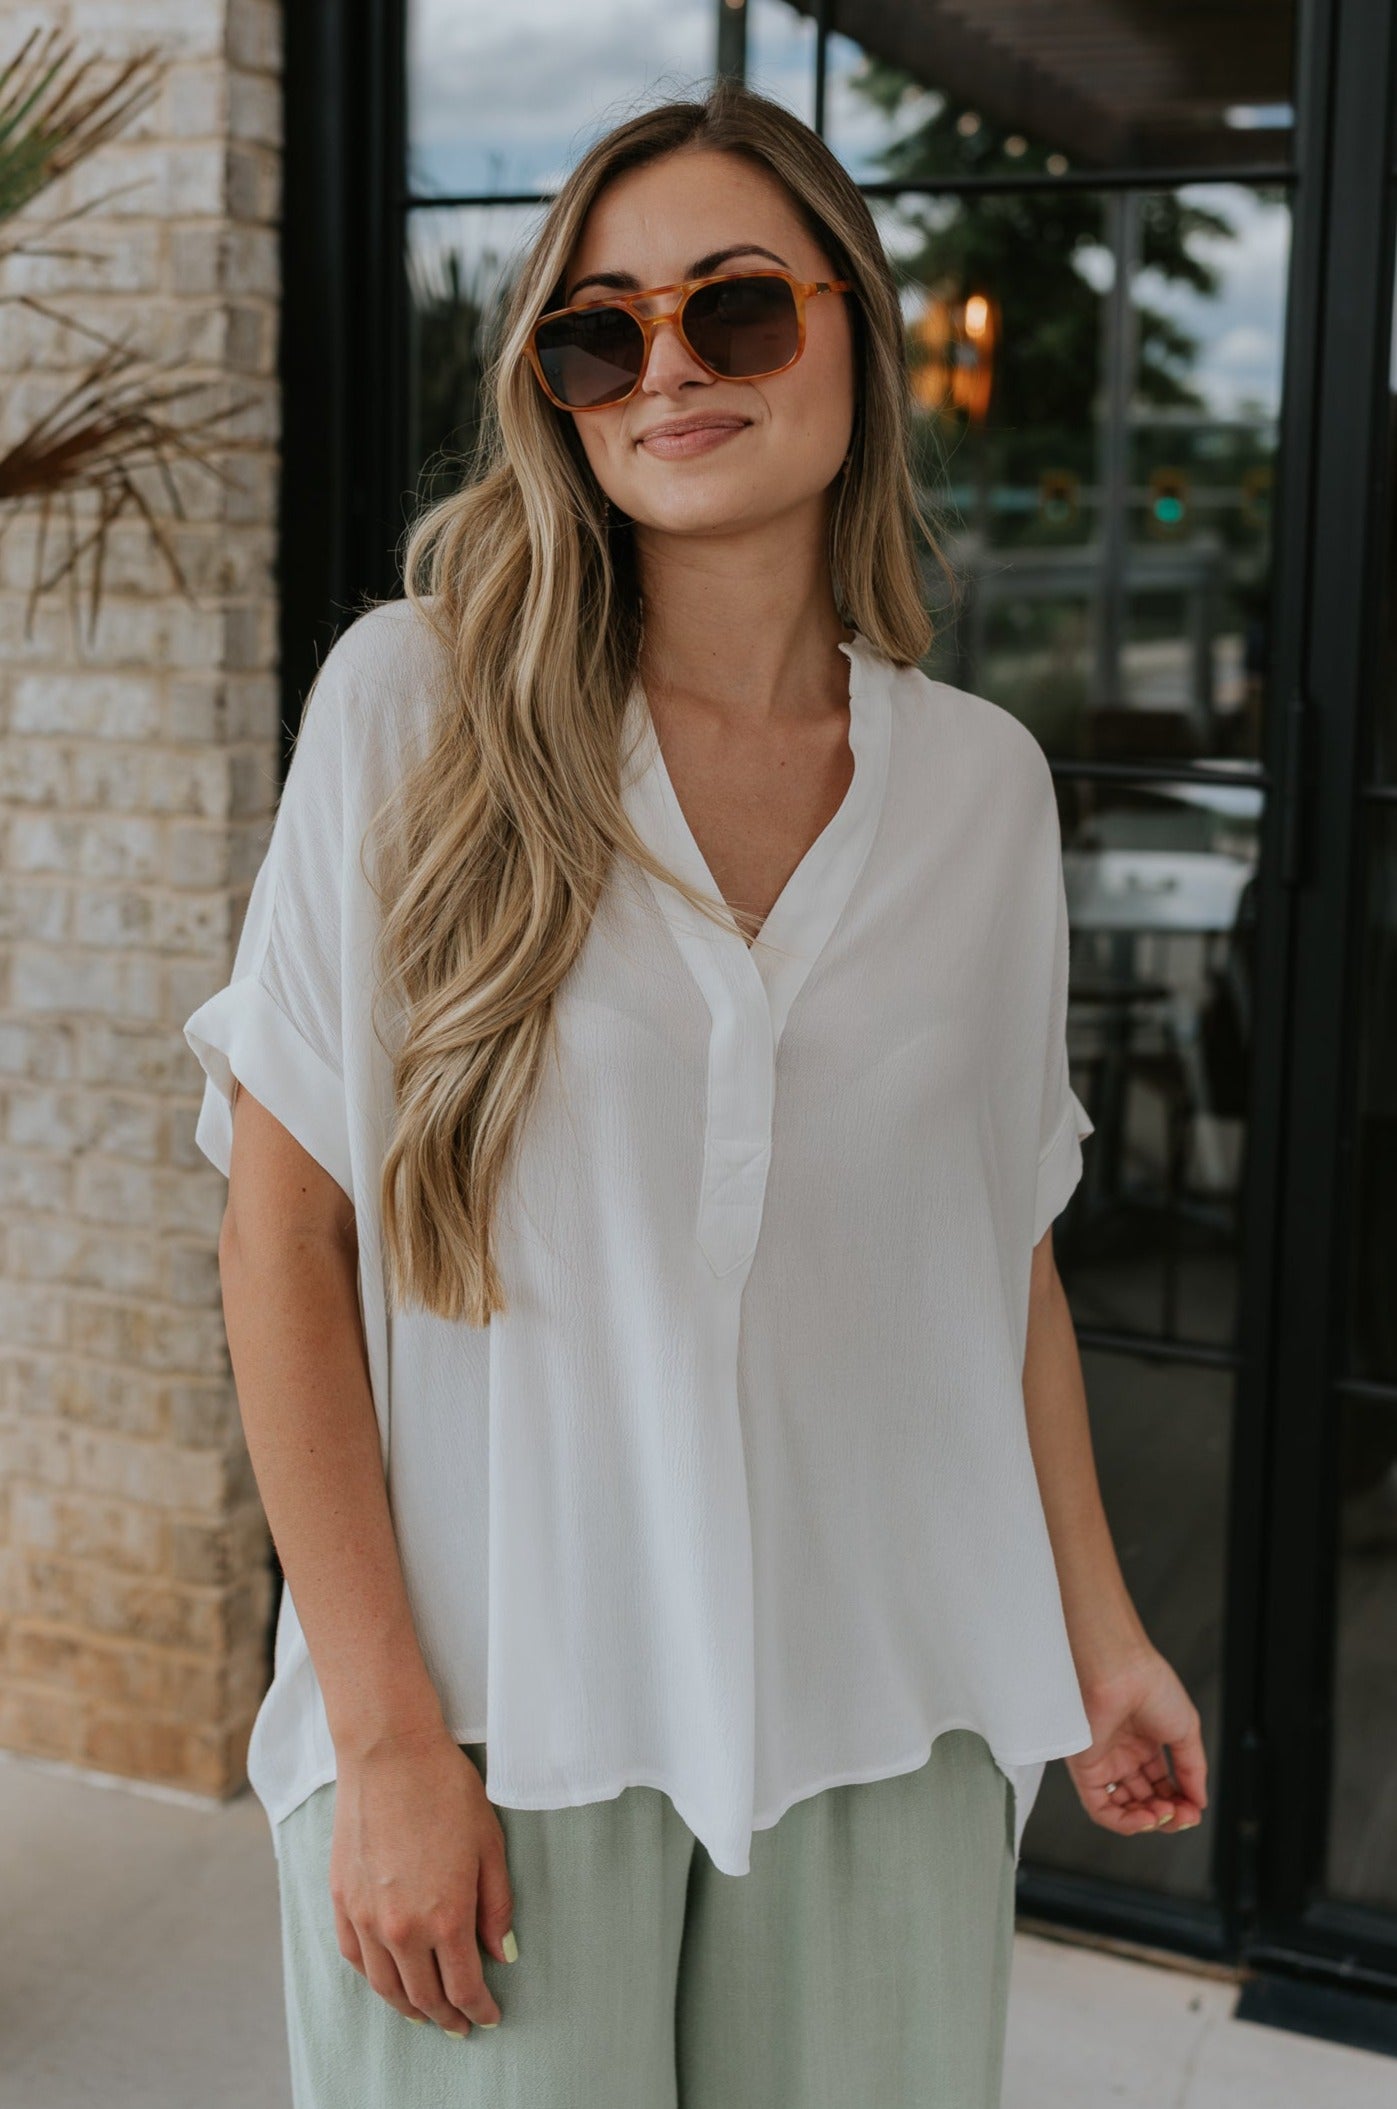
[638,308,711,391]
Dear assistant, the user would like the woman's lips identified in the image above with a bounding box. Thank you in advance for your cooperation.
[638,421,750,459]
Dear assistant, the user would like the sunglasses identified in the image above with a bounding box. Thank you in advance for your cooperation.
[525,268,852,412]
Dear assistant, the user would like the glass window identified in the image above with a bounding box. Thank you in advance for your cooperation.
[1022,1345,1231,1903]
[821,3,1296,182]
[406,0,715,199]
[1049,779,1258,1352]
[869,183,1289,767]
[746,0,818,129]
[406,204,546,505]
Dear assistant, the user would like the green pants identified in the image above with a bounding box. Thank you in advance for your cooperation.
[273,1728,1017,2108]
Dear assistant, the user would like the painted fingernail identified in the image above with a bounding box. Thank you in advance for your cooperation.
[501,1929,519,1963]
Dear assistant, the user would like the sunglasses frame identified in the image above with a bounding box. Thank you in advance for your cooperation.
[524,267,853,411]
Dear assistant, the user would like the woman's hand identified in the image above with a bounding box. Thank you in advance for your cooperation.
[1064,1644,1209,1836]
[329,1723,517,2034]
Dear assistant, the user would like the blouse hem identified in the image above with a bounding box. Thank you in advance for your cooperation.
[264,1715,1095,1875]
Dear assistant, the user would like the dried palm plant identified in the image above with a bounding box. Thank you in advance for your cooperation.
[0,28,261,638]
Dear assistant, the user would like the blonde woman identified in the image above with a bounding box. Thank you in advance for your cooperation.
[185,75,1207,2109]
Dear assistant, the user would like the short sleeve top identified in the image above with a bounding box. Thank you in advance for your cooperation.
[183,596,1095,1873]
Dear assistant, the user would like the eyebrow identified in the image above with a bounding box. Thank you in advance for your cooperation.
[564,244,792,305]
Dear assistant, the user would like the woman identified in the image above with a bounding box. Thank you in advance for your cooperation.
[184,75,1207,2109]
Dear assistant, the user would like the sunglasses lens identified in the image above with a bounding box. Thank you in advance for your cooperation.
[683,274,800,377]
[534,303,646,407]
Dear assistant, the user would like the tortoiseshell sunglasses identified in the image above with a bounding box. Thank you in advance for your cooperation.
[524,268,853,411]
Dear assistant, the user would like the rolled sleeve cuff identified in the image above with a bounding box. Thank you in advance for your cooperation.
[184,976,353,1202]
[1033,1086,1094,1248]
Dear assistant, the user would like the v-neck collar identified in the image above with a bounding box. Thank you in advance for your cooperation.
[619,631,893,1047]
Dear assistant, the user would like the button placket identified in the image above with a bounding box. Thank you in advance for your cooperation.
[694,950,775,1275]
[617,635,891,1280]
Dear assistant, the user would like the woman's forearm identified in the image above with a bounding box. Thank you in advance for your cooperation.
[218,1207,447,1761]
[1021,1241,1153,1695]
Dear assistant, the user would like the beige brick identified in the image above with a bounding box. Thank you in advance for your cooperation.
[11,672,163,739]
[14,1487,168,1572]
[0,1022,77,1082]
[71,884,157,949]
[227,144,280,224]
[7,1218,162,1301]
[12,946,162,1021]
[2,0,285,1803]
[24,1356,165,1443]
[164,63,230,140]
[0,881,71,945]
[0,1681,84,1762]
[78,1019,190,1092]
[0,1284,70,1355]
[163,1380,243,1452]
[162,679,230,744]
[162,1238,223,1311]
[152,886,236,952]
[227,0,284,75]
[6,1086,159,1163]
[81,1706,252,1796]
[169,1506,271,1589]
[0,1149,72,1213]
[69,1295,231,1376]
[228,69,281,148]
[3,742,72,805]
[67,0,228,58]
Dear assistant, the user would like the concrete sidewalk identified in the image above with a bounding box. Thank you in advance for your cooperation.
[1,1749,1393,2109]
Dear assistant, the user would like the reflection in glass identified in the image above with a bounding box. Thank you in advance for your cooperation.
[1344,805,1397,1389]
[406,0,713,199]
[819,3,1295,180]
[1327,1398,1397,1909]
[406,205,544,507]
[1022,1347,1230,1903]
[1048,781,1258,1351]
[870,181,1288,764]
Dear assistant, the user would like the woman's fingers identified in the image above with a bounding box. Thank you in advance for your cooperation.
[433,1912,504,2032]
[1165,1730,1210,1816]
[333,1896,365,1974]
[402,1931,498,2034]
[355,1923,420,2021]
[351,1884,504,2034]
[476,1831,518,1968]
[1100,1788,1163,1833]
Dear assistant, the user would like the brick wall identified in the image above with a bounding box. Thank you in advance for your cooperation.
[0,0,284,1795]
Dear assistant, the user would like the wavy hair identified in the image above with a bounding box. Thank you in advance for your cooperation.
[367,73,953,1325]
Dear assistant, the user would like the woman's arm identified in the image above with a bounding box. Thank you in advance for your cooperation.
[220,1080,442,1759]
[219,1082,516,2031]
[1021,1229,1209,1837]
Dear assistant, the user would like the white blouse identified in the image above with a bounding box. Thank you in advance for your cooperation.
[183,596,1096,1874]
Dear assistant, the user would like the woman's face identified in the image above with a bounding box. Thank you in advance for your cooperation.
[552,147,856,539]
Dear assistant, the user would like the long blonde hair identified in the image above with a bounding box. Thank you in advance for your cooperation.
[368,74,953,1325]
